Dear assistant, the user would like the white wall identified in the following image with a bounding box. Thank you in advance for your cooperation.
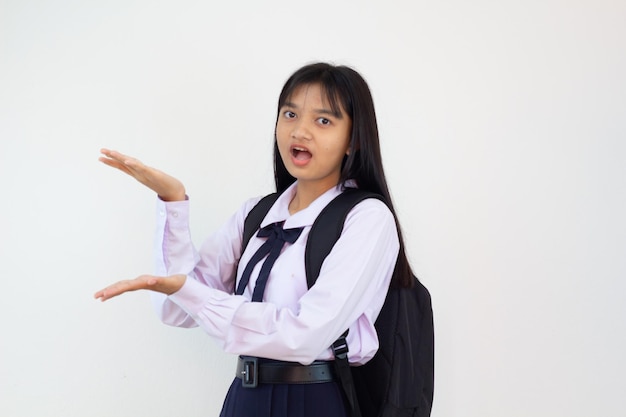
[1,1,625,416]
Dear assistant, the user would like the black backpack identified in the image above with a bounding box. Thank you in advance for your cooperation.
[243,188,434,417]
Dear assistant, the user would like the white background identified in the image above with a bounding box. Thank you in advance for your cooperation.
[1,1,625,416]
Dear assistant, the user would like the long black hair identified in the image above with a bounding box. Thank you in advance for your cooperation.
[273,62,414,288]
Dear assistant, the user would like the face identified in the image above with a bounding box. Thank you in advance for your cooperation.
[275,83,352,192]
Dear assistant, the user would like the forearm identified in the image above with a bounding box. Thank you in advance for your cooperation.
[152,196,261,325]
[155,198,198,276]
[166,200,399,363]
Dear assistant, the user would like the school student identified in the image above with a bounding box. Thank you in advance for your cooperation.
[95,62,416,417]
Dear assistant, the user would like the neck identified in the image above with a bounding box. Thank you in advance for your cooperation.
[289,181,338,215]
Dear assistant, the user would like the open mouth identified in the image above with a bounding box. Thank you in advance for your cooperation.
[291,146,312,161]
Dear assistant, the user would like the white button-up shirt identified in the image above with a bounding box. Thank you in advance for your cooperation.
[152,182,399,365]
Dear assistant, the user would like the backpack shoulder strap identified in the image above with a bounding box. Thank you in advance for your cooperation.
[304,188,385,288]
[305,188,385,417]
[244,188,385,288]
[242,192,280,254]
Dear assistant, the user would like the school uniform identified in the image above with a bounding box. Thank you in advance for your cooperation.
[152,181,399,416]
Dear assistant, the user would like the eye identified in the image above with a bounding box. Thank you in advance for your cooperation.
[283,111,296,119]
[317,117,331,126]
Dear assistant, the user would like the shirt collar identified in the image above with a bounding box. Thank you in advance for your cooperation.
[260,180,356,229]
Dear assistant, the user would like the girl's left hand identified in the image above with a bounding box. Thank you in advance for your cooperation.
[94,274,186,302]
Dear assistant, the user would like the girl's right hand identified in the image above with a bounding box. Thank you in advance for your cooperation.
[99,148,186,201]
[94,273,187,302]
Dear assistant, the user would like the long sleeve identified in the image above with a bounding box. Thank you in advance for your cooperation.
[152,184,399,365]
[151,196,262,327]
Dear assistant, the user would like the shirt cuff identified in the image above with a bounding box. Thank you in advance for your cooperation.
[157,197,191,229]
[168,277,247,326]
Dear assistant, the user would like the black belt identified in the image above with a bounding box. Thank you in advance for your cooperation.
[236,356,335,388]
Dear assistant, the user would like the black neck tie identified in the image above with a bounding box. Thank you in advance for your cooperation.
[236,222,304,302]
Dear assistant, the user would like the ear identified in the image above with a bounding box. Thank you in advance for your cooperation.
[346,142,360,155]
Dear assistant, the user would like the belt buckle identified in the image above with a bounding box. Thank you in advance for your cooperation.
[241,356,258,388]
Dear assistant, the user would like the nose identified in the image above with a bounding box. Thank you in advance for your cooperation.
[291,119,313,141]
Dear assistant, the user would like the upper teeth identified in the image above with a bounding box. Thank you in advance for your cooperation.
[294,147,306,151]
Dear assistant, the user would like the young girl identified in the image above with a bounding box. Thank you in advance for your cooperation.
[95,62,415,417]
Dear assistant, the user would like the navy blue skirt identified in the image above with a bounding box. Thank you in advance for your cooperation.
[219,377,348,417]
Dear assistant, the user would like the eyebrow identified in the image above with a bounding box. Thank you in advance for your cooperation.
[282,101,344,119]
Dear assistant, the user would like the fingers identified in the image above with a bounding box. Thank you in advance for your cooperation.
[99,148,145,174]
[94,280,138,302]
[94,274,185,302]
[99,149,161,191]
[98,156,133,176]
[94,275,154,302]
[99,148,186,200]
[99,148,152,180]
[100,148,134,164]
[99,149,146,172]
